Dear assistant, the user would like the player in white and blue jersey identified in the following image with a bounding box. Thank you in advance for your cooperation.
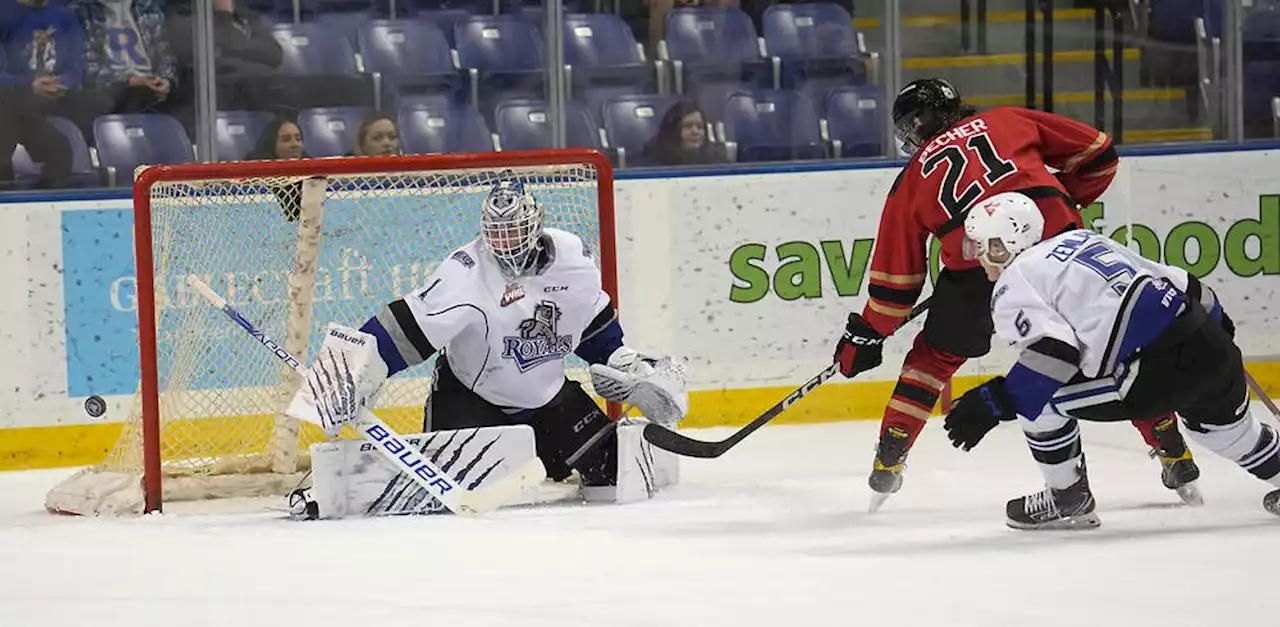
[941,192,1280,529]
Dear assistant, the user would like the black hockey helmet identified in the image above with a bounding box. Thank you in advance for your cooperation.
[892,78,974,154]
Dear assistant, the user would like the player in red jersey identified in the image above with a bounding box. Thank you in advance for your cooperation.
[831,79,1201,511]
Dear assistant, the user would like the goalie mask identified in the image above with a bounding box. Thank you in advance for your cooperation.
[482,175,545,276]
[962,192,1045,276]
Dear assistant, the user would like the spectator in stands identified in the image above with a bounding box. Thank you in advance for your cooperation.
[1,0,112,137]
[0,86,73,189]
[166,0,284,114]
[245,116,306,161]
[351,112,401,157]
[642,100,724,166]
[71,0,180,121]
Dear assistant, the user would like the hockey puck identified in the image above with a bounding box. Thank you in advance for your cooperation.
[84,395,106,418]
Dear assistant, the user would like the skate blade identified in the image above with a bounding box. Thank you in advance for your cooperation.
[1006,512,1101,530]
[1175,481,1205,507]
[868,492,892,514]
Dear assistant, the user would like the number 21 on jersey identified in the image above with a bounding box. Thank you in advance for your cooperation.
[921,134,1018,217]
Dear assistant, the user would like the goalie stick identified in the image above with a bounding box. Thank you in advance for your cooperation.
[186,275,546,517]
[642,298,932,459]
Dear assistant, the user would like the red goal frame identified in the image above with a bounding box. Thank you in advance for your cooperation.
[132,149,617,513]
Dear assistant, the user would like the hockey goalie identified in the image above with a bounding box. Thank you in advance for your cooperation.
[286,175,685,518]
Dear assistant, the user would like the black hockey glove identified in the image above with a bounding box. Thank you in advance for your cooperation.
[944,376,1018,452]
[834,313,885,378]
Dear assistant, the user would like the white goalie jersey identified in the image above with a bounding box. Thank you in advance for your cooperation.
[384,227,611,409]
[992,229,1192,379]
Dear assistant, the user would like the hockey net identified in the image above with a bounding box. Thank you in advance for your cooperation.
[46,150,616,516]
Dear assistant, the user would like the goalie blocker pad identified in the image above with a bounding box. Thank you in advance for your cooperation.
[301,422,679,519]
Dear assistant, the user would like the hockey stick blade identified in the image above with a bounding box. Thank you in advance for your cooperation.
[187,275,544,517]
[643,298,932,459]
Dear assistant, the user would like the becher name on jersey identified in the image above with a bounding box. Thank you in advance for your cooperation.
[502,300,573,372]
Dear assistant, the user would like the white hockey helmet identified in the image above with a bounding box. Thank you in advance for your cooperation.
[481,174,545,275]
[962,192,1044,270]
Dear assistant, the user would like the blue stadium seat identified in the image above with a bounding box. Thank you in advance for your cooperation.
[359,19,462,106]
[398,102,494,153]
[216,111,273,161]
[583,85,658,121]
[564,13,654,102]
[316,11,375,46]
[762,4,869,90]
[797,75,863,117]
[662,7,771,96]
[494,99,600,150]
[720,90,823,162]
[455,16,545,119]
[601,95,680,167]
[93,114,194,186]
[271,22,370,107]
[12,117,98,187]
[272,22,358,75]
[824,85,883,158]
[415,9,474,46]
[404,0,494,17]
[297,106,370,157]
[1148,0,1216,42]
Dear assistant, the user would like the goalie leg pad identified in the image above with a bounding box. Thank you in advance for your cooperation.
[308,424,540,518]
[582,422,681,504]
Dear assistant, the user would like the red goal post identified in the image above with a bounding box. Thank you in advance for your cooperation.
[46,149,617,515]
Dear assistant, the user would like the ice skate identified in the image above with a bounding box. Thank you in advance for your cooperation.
[1006,472,1100,530]
[868,426,910,513]
[1264,490,1280,517]
[1150,417,1203,506]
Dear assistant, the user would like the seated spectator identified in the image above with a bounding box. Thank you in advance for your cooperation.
[71,0,180,124]
[245,116,306,160]
[642,100,725,166]
[351,112,401,157]
[167,0,285,114]
[0,0,110,140]
[0,85,72,189]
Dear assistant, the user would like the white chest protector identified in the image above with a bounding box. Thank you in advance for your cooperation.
[401,228,611,410]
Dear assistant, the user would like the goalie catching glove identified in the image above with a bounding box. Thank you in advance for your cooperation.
[285,324,389,438]
[589,347,689,426]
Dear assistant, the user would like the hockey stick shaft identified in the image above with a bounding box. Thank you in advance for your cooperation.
[643,298,932,459]
[1245,370,1280,421]
[186,275,541,516]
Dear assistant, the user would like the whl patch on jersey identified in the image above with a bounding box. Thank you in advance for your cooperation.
[503,300,573,372]
[500,282,525,307]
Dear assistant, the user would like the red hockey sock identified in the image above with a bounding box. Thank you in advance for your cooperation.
[1131,416,1164,450]
[1131,414,1184,452]
[878,334,967,448]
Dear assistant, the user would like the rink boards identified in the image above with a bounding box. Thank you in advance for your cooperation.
[0,147,1277,469]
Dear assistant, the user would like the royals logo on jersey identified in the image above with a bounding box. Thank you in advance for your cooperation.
[502,301,574,372]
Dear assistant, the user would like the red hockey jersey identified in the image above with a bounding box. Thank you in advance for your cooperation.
[860,106,1119,336]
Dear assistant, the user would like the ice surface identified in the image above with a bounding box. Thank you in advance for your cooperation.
[3,414,1278,627]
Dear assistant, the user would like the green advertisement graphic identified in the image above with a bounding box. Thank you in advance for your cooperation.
[729,195,1278,303]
